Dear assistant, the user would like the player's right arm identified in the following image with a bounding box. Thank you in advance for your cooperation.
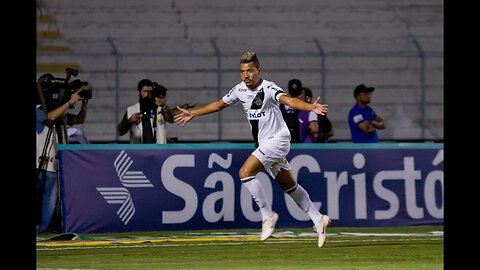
[174,99,229,126]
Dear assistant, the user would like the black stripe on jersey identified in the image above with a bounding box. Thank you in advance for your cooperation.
[274,90,285,101]
[249,119,259,148]
[250,88,264,109]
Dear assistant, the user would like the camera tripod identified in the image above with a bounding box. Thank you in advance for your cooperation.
[36,76,70,232]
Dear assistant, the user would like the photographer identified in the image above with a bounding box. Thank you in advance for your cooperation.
[117,79,195,144]
[152,83,174,144]
[36,73,88,233]
[117,79,157,143]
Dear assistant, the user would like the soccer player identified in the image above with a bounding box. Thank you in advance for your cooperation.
[174,52,331,247]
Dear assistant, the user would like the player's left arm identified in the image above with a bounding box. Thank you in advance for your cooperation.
[279,95,328,115]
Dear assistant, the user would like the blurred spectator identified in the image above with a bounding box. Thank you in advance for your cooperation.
[280,79,320,143]
[303,87,333,143]
[152,82,196,143]
[348,84,385,143]
[151,82,174,144]
[280,79,303,142]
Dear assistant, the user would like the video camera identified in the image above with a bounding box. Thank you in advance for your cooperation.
[37,68,92,110]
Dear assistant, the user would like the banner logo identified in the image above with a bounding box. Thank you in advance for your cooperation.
[96,187,135,224]
[114,150,154,187]
[97,150,154,225]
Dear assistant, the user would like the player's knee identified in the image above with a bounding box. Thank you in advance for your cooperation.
[238,170,248,180]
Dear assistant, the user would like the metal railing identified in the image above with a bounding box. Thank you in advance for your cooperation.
[37,37,443,142]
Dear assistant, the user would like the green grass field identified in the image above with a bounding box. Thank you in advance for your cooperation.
[37,225,443,269]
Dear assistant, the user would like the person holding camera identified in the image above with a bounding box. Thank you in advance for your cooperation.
[152,82,197,143]
[151,83,174,144]
[117,79,195,144]
[36,73,88,233]
[117,79,157,143]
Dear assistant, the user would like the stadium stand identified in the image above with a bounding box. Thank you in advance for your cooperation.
[36,0,443,142]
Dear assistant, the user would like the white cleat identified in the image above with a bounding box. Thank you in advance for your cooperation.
[260,212,279,241]
[315,215,331,248]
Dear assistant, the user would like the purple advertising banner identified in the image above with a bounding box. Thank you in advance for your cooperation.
[58,143,443,233]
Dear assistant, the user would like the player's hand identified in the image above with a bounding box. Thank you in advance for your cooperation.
[312,96,328,115]
[174,106,194,126]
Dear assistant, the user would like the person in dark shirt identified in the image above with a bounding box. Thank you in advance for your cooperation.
[280,80,332,143]
[303,87,333,143]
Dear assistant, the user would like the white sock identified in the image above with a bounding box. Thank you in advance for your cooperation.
[241,176,273,222]
[286,184,322,227]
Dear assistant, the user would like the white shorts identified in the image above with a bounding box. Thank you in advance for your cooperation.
[252,137,291,178]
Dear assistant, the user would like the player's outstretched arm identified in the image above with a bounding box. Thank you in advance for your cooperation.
[174,99,229,127]
[279,95,328,115]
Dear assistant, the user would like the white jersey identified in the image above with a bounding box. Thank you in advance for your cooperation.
[222,79,290,146]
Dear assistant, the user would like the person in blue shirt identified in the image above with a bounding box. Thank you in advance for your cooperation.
[348,84,385,143]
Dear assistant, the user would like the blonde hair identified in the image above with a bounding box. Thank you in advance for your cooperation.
[240,52,260,69]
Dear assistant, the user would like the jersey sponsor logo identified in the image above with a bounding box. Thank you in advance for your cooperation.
[353,114,364,123]
[247,94,255,99]
[239,88,247,92]
[246,111,266,119]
